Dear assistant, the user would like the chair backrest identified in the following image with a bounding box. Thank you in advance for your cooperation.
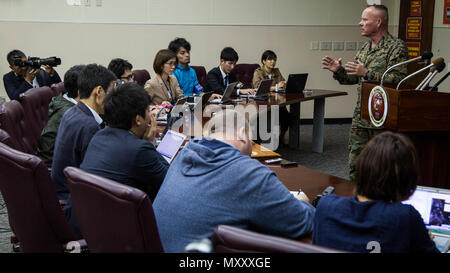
[0,100,35,154]
[50,82,66,97]
[0,142,77,252]
[212,225,344,253]
[0,128,17,150]
[132,69,151,87]
[19,86,54,145]
[191,65,207,89]
[232,64,260,89]
[64,167,164,253]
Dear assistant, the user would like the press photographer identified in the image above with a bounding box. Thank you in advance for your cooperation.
[3,49,62,100]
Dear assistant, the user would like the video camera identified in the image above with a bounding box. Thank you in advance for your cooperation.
[14,56,61,69]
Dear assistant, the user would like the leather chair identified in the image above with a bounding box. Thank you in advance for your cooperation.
[0,127,19,150]
[232,63,260,89]
[50,82,66,97]
[0,142,86,252]
[0,100,35,154]
[212,225,344,253]
[19,87,54,146]
[191,65,207,89]
[64,167,164,253]
[132,69,151,87]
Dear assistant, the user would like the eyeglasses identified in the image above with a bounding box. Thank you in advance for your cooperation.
[121,74,134,81]
[165,61,177,67]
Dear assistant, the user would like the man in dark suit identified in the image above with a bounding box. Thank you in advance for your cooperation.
[3,49,61,100]
[65,82,169,238]
[51,64,116,201]
[206,47,255,96]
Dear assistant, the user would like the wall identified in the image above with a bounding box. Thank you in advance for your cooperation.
[432,0,450,92]
[1,0,447,118]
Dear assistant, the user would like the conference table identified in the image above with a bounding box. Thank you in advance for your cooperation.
[193,89,348,152]
[160,92,355,243]
[164,88,352,198]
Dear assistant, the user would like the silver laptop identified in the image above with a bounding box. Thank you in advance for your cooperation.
[209,82,238,104]
[240,79,272,99]
[402,186,450,252]
[156,130,187,163]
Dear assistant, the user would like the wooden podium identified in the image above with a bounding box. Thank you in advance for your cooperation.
[361,82,450,189]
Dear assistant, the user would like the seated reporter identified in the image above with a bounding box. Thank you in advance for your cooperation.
[108,58,134,83]
[52,64,117,201]
[144,49,184,106]
[253,50,291,145]
[313,132,439,253]
[65,82,169,238]
[153,109,314,252]
[206,47,255,96]
[37,65,85,167]
[3,49,61,101]
[253,50,286,92]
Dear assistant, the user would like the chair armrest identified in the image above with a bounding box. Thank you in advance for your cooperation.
[63,239,88,253]
[59,199,68,209]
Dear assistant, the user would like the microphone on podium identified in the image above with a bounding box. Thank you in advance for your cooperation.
[380,52,433,87]
[417,61,446,90]
[429,72,450,91]
[396,57,444,90]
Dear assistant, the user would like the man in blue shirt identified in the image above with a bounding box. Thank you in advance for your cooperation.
[168,37,203,97]
[153,109,315,252]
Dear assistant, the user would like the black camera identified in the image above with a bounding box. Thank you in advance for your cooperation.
[14,56,61,69]
[312,186,335,207]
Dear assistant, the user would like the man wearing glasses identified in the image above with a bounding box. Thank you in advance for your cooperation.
[108,58,134,83]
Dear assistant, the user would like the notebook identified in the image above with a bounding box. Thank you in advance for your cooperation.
[209,82,238,104]
[277,73,308,93]
[402,186,450,252]
[156,130,187,163]
[240,79,272,99]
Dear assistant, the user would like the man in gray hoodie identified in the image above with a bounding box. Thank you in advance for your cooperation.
[153,109,315,253]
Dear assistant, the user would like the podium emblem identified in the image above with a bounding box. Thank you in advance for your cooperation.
[368,86,388,127]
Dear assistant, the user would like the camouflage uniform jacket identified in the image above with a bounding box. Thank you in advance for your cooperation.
[333,32,408,128]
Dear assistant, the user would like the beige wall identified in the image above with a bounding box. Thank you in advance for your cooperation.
[1,0,448,117]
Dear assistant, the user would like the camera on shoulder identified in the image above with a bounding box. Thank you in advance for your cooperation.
[14,56,61,69]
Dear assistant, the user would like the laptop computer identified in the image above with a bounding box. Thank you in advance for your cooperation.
[156,130,187,163]
[201,91,214,108]
[240,79,272,100]
[277,73,308,93]
[402,186,450,252]
[209,82,238,104]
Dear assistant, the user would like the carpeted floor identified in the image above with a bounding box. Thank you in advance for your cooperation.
[275,123,351,180]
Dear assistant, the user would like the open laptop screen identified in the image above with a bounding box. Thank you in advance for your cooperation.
[156,130,186,162]
[402,186,450,236]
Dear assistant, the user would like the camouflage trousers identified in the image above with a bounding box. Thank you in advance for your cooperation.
[348,126,385,181]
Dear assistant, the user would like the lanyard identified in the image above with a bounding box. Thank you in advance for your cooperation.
[162,77,174,103]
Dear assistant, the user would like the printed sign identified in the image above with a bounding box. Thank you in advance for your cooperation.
[406,41,421,59]
[444,0,450,24]
[406,17,422,40]
[410,0,421,16]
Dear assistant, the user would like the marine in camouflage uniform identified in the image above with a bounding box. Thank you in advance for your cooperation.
[333,32,408,180]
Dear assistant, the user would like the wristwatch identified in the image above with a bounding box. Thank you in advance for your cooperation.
[364,70,369,80]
